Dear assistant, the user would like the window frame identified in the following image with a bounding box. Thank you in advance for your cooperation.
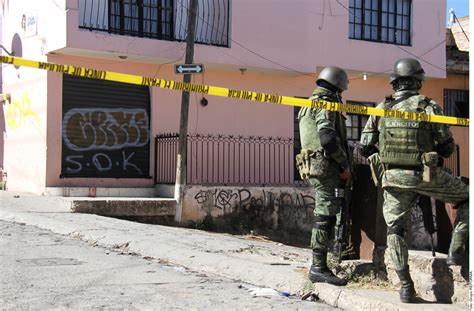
[349,0,412,46]
[345,100,376,141]
[444,89,469,119]
[108,0,175,40]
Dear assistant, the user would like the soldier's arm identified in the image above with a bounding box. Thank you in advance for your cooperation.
[315,109,348,168]
[427,102,455,158]
[359,103,382,158]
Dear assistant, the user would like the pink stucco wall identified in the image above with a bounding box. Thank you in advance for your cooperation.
[62,0,446,79]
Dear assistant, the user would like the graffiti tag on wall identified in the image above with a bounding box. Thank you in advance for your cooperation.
[62,108,149,151]
[5,92,41,131]
[193,187,315,229]
[61,108,150,178]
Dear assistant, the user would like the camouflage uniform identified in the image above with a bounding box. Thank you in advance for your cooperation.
[360,57,469,303]
[361,90,469,271]
[298,87,350,285]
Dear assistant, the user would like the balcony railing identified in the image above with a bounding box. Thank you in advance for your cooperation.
[79,0,230,47]
[154,134,462,186]
[155,133,305,186]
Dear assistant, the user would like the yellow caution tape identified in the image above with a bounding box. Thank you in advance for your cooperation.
[1,56,469,127]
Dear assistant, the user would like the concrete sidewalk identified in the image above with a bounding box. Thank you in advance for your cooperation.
[0,192,468,310]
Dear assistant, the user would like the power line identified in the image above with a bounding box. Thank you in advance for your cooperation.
[216,47,311,93]
[319,0,326,30]
[180,0,446,81]
[348,38,446,81]
[178,0,316,78]
[153,45,186,78]
[452,12,470,42]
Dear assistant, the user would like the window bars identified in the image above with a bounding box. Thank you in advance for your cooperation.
[155,133,302,186]
[349,0,412,46]
[79,0,230,47]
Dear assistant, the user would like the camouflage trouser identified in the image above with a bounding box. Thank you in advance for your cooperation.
[382,167,469,270]
[308,161,342,266]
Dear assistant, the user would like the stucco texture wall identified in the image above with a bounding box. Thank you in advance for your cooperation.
[182,185,315,233]
[2,77,47,193]
[1,0,57,193]
[64,0,447,79]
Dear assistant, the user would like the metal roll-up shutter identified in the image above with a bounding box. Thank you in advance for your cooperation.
[61,75,151,178]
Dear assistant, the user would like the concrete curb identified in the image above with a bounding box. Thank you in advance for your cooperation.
[71,197,176,217]
[0,192,467,310]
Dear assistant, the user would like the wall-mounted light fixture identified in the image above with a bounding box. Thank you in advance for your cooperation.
[200,97,208,107]
[362,73,368,81]
[239,68,247,75]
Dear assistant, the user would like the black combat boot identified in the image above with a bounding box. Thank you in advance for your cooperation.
[395,266,416,303]
[446,206,469,266]
[308,251,347,286]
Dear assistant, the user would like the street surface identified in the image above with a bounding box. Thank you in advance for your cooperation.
[0,220,333,310]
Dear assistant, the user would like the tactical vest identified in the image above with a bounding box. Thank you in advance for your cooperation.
[379,95,435,166]
[297,88,346,152]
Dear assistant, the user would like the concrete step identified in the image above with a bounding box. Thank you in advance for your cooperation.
[45,187,159,197]
[69,197,177,218]
[385,250,469,306]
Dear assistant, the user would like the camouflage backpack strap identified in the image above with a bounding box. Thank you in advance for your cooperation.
[374,95,394,127]
[418,96,432,111]
[382,95,394,109]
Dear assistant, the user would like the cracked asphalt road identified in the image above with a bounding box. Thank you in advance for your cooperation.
[0,221,335,310]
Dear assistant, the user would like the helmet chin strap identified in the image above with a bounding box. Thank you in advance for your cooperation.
[391,77,422,92]
[318,80,342,94]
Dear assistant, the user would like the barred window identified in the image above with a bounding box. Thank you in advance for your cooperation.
[345,101,375,141]
[109,0,174,40]
[80,0,230,47]
[444,89,469,119]
[349,0,412,46]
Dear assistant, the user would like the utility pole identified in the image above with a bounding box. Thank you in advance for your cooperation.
[175,0,198,221]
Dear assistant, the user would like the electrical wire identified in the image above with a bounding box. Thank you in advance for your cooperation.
[453,12,470,42]
[319,0,326,30]
[178,0,316,78]
[348,38,446,81]
[153,47,186,78]
[215,47,310,93]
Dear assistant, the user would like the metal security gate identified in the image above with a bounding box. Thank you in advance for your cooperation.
[61,75,151,178]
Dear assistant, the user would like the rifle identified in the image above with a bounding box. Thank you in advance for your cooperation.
[335,179,352,263]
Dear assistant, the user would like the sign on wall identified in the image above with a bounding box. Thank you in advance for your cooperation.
[20,12,37,38]
[61,75,151,178]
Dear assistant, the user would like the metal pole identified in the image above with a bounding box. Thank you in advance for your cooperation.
[175,0,198,221]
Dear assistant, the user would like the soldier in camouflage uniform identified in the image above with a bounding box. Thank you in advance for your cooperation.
[360,58,469,303]
[296,66,351,286]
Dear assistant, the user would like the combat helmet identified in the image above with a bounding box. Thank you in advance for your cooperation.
[390,58,425,83]
[316,66,349,91]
